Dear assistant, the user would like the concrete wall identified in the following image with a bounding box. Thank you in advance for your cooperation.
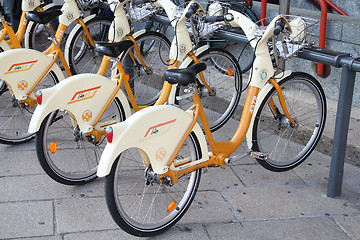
[251,2,360,107]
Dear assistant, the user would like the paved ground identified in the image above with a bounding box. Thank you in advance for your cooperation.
[1,102,360,239]
[1,1,360,239]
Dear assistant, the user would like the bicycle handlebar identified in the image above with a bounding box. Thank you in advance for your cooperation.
[203,14,234,23]
[185,3,198,19]
[273,20,285,35]
[131,0,154,5]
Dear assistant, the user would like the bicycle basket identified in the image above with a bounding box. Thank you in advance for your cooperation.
[127,2,161,22]
[188,2,229,39]
[277,15,318,58]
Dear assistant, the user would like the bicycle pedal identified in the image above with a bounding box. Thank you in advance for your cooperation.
[250,152,268,160]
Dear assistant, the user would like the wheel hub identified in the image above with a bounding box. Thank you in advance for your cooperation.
[278,115,297,129]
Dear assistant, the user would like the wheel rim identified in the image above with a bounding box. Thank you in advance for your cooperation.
[121,33,170,106]
[177,49,241,131]
[0,71,57,143]
[41,99,123,181]
[255,78,325,167]
[111,136,200,232]
[70,19,112,76]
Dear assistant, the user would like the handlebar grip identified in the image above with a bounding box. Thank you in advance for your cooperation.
[273,20,285,35]
[204,15,224,23]
[185,4,198,19]
[131,0,151,5]
[204,14,233,23]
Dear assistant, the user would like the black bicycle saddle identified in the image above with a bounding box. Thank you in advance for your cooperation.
[95,40,134,58]
[164,63,207,86]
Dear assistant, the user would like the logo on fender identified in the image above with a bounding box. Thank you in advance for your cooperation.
[5,60,38,74]
[68,86,101,104]
[155,148,167,162]
[18,80,28,91]
[144,119,176,138]
[82,110,93,122]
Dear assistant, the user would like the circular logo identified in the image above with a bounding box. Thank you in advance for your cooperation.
[18,80,28,91]
[259,69,268,81]
[155,148,167,162]
[116,28,124,38]
[28,1,35,7]
[66,12,74,21]
[179,44,187,55]
[82,110,92,122]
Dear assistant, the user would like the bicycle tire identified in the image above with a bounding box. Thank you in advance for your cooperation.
[36,97,126,185]
[179,48,242,132]
[252,72,326,172]
[24,4,61,52]
[105,132,201,237]
[120,31,171,106]
[25,21,58,52]
[66,17,113,76]
[228,4,257,74]
[0,70,59,145]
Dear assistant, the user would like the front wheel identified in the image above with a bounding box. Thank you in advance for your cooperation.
[36,98,125,185]
[178,48,242,132]
[120,31,171,106]
[105,132,201,237]
[252,72,327,172]
[66,17,112,76]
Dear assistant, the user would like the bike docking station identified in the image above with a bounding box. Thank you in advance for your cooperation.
[149,11,360,199]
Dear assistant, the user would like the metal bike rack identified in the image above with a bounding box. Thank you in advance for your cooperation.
[297,48,360,198]
[150,12,360,198]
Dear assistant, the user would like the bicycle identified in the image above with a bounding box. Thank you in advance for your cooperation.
[28,0,242,185]
[97,1,327,236]
[0,0,170,145]
[0,0,60,52]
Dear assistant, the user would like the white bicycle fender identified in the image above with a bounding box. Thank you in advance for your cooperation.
[28,73,131,133]
[0,48,64,100]
[64,14,97,64]
[97,105,209,177]
[246,70,292,149]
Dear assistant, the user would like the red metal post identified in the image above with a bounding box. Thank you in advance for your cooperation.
[324,0,349,16]
[260,0,267,26]
[315,0,328,76]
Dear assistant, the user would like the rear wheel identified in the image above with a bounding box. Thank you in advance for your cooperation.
[36,98,125,185]
[252,72,326,171]
[106,132,201,237]
[0,71,59,144]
